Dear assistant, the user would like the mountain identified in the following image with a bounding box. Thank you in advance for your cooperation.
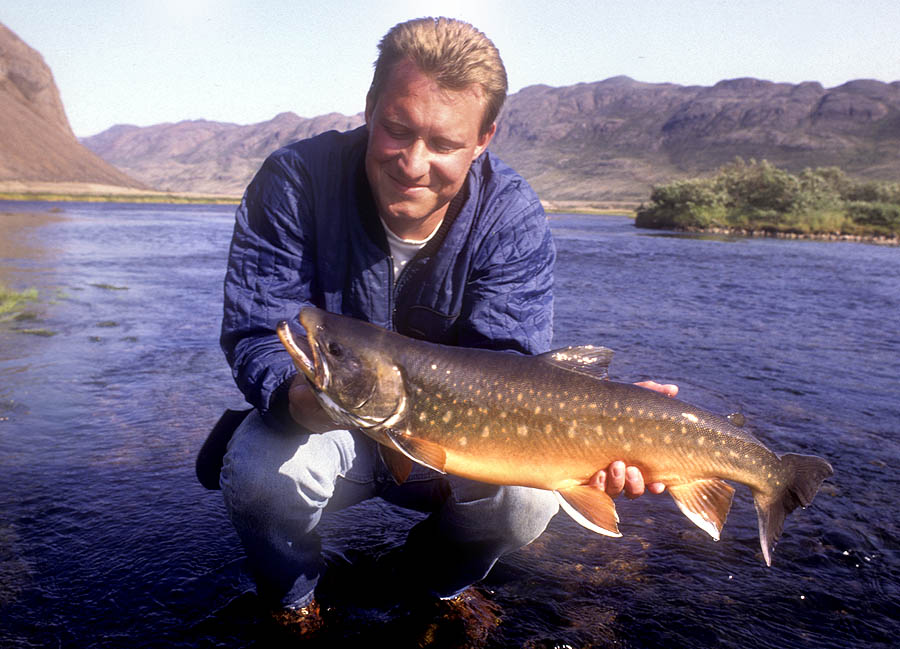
[81,112,364,195]
[489,76,900,201]
[0,22,145,189]
[82,75,900,202]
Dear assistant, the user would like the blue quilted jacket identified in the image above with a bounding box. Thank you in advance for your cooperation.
[221,126,556,423]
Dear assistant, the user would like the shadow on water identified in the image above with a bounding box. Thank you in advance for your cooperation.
[0,205,898,648]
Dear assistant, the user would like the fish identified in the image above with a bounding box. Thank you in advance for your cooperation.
[276,307,833,566]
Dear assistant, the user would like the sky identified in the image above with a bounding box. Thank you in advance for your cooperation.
[4,0,899,137]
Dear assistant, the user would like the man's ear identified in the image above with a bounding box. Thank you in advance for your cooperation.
[473,122,496,160]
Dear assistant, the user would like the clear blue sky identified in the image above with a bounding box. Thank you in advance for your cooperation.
[4,0,899,137]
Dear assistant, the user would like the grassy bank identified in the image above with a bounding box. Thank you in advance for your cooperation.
[0,181,240,205]
[0,191,239,205]
[635,159,900,241]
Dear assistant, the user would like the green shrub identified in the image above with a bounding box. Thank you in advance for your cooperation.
[638,159,899,237]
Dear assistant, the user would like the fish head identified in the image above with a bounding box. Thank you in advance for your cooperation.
[277,308,407,430]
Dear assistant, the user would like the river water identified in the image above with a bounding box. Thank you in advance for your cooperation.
[0,202,897,648]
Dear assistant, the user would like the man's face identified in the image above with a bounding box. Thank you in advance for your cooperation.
[365,59,495,240]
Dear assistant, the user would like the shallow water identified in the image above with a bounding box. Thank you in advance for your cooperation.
[0,203,897,648]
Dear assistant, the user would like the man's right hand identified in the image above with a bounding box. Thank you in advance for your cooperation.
[288,375,336,432]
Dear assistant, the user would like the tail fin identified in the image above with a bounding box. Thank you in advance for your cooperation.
[753,453,833,566]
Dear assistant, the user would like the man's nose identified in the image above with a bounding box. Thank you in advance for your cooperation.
[398,138,429,178]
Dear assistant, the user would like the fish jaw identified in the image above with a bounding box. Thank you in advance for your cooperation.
[276,320,317,385]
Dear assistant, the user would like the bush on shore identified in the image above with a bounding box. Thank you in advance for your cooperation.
[635,159,900,238]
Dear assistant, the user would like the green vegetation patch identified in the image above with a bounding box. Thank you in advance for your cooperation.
[0,285,39,320]
[90,283,129,291]
[636,159,900,240]
[16,328,56,337]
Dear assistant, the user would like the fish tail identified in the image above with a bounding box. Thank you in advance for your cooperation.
[753,453,833,566]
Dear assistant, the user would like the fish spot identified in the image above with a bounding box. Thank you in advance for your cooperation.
[617,425,624,435]
[534,406,542,416]
[595,424,604,435]
[459,436,467,446]
[626,406,633,413]
[431,364,438,370]
[517,425,528,437]
[623,442,632,452]
[729,451,739,459]
[681,426,688,434]
[638,408,645,416]
[442,412,453,424]
[698,437,705,446]
[418,412,427,422]
[664,435,671,444]
[714,451,721,457]
[500,412,507,419]
[482,426,490,438]
[682,412,699,424]
[517,393,523,402]
[559,402,566,410]
[545,424,553,435]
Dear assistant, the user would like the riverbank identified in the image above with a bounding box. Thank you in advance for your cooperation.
[542,200,637,216]
[0,181,240,204]
[662,225,900,246]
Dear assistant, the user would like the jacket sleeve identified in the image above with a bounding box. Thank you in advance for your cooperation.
[458,196,556,355]
[220,151,317,424]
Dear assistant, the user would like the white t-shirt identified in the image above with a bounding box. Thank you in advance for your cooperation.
[380,217,442,282]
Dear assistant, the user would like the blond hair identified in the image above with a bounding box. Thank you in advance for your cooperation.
[367,17,507,135]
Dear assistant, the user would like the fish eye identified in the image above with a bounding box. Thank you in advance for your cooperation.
[327,342,343,358]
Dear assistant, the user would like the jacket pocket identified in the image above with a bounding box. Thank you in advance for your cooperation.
[399,304,460,344]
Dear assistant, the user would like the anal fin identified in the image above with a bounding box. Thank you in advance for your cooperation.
[556,485,621,537]
[668,479,735,541]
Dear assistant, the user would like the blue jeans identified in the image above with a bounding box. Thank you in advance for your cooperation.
[220,410,559,608]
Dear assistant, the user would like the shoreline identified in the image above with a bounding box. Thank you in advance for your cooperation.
[0,181,240,205]
[653,225,900,246]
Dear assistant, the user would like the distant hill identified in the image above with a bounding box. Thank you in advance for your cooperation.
[82,75,900,202]
[81,112,365,196]
[0,22,145,189]
[490,76,900,201]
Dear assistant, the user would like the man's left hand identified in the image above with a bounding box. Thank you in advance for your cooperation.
[590,379,679,498]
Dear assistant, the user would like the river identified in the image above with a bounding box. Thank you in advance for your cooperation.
[0,202,897,648]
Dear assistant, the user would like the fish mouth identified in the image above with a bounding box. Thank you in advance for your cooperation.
[276,320,326,388]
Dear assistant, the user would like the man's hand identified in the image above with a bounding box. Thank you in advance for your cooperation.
[288,375,337,433]
[590,379,679,498]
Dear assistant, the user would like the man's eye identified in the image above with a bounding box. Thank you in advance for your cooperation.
[384,125,408,138]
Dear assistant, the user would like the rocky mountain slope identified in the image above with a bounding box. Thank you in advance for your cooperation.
[490,76,900,201]
[81,112,364,195]
[0,22,145,189]
[83,74,900,201]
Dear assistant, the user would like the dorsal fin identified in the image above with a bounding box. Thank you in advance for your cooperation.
[537,345,614,380]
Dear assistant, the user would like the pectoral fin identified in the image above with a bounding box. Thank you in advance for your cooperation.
[668,479,735,541]
[384,430,447,474]
[378,445,413,485]
[556,485,621,537]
